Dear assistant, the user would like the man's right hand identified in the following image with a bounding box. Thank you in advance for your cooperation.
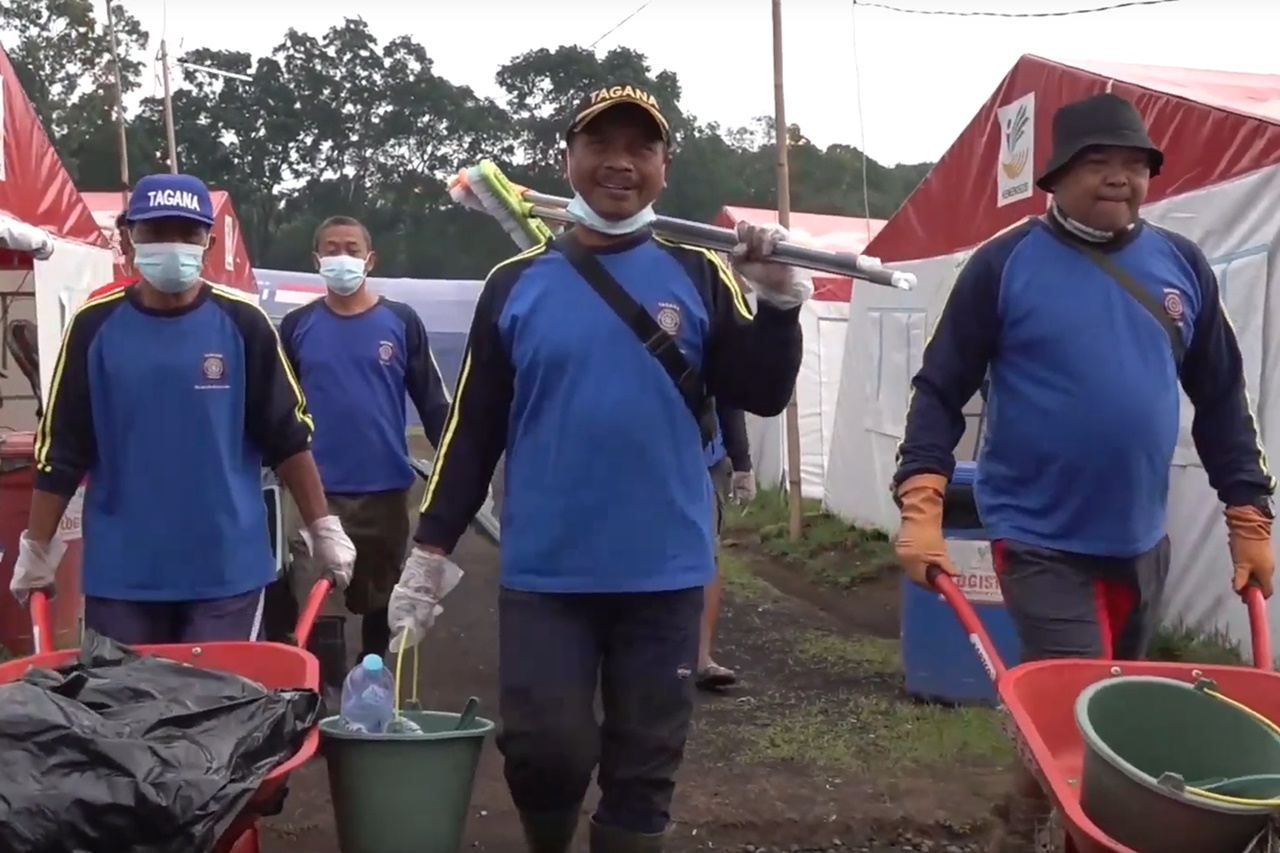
[387,546,465,651]
[9,530,66,605]
[894,474,956,588]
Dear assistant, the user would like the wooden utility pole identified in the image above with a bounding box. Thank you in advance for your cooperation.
[159,39,179,174]
[772,0,803,542]
[103,1,129,201]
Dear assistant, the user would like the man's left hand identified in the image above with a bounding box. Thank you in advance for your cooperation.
[305,515,356,590]
[1226,504,1274,598]
[729,221,814,310]
[731,470,756,504]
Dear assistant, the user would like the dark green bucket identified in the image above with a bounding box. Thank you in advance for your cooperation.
[320,709,495,853]
[1077,676,1280,853]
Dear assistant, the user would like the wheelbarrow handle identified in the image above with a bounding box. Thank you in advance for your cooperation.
[28,589,52,655]
[293,578,334,648]
[1245,585,1272,670]
[926,565,1008,682]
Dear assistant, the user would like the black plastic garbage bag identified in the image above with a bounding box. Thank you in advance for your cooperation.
[0,632,320,853]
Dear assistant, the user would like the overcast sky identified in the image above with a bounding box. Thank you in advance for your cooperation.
[119,0,1273,167]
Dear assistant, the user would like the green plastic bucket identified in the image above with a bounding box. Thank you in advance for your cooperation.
[320,710,495,853]
[1076,676,1280,853]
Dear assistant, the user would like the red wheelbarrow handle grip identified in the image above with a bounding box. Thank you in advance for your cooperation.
[926,565,1008,683]
[293,578,334,649]
[1245,585,1273,670]
[28,589,52,655]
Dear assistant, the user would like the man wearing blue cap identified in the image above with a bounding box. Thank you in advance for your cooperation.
[9,173,357,644]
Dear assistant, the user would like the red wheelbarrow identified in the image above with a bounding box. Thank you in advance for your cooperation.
[0,579,335,853]
[930,566,1278,853]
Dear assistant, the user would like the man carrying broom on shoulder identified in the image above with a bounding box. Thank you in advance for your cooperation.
[385,83,813,853]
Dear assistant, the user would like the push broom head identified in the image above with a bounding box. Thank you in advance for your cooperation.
[448,160,556,251]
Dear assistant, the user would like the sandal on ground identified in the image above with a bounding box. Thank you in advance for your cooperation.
[696,662,738,691]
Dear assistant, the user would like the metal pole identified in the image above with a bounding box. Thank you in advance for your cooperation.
[772,0,803,542]
[159,39,179,174]
[103,1,129,201]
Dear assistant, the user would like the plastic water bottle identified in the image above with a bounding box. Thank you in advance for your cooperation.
[339,654,395,734]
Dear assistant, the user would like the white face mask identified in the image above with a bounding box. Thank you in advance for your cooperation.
[317,254,368,295]
[565,154,657,236]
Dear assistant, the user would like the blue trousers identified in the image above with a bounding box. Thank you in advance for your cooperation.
[84,588,266,645]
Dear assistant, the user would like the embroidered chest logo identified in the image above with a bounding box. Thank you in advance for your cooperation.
[378,340,395,365]
[197,353,229,390]
[655,302,681,335]
[1163,289,1185,324]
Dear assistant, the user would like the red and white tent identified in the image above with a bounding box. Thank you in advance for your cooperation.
[714,205,886,495]
[826,55,1280,652]
[0,44,113,431]
[81,190,257,292]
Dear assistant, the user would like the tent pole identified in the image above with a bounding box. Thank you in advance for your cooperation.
[160,39,179,174]
[771,0,803,541]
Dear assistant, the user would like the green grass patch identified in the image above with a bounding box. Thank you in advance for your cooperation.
[744,627,1010,771]
[718,554,775,601]
[1149,621,1246,665]
[724,489,897,590]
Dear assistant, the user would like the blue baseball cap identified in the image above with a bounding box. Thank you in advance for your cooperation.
[126,174,215,226]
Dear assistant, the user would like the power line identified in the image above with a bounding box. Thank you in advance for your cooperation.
[589,0,654,49]
[851,0,1180,17]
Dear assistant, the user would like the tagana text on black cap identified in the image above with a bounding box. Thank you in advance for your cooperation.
[565,84,671,142]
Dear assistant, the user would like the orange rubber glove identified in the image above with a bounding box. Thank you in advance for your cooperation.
[1226,504,1274,599]
[895,473,956,588]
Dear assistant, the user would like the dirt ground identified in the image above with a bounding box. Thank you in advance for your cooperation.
[259,475,1011,853]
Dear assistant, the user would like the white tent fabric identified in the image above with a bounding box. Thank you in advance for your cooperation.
[824,55,1280,658]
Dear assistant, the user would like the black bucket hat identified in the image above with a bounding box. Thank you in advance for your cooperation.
[1035,92,1163,192]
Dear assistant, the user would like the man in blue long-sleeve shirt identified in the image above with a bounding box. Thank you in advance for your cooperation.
[280,215,451,702]
[388,85,812,853]
[11,174,355,643]
[893,93,1275,852]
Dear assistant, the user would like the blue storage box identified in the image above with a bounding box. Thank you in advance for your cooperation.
[900,462,1022,705]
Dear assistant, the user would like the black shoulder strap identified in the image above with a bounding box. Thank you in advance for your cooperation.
[554,236,715,446]
[1076,242,1186,370]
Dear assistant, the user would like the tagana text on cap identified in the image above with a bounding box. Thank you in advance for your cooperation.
[126,174,215,226]
[567,84,671,142]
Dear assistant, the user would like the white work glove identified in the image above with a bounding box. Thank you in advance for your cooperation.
[731,470,757,504]
[388,547,465,651]
[298,515,356,590]
[729,220,815,310]
[10,530,66,605]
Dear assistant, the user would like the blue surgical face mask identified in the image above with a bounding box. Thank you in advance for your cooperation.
[133,242,205,293]
[564,155,657,236]
[318,254,368,295]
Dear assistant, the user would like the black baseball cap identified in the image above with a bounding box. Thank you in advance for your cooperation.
[565,83,671,143]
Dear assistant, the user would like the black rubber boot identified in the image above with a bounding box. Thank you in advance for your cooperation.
[518,810,581,853]
[588,819,665,853]
[307,615,348,716]
[360,606,391,658]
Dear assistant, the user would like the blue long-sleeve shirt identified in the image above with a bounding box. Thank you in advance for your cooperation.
[415,231,801,593]
[34,284,313,600]
[280,297,450,494]
[894,216,1273,558]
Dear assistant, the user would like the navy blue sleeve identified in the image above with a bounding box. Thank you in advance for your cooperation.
[33,296,122,495]
[662,243,802,417]
[716,398,751,472]
[414,255,526,551]
[211,290,315,468]
[1166,231,1276,504]
[892,228,1027,488]
[278,303,309,376]
[385,300,450,448]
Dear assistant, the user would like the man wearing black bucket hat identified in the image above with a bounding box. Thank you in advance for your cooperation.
[388,83,812,853]
[893,92,1276,851]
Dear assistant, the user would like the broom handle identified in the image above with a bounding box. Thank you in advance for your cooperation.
[523,193,913,290]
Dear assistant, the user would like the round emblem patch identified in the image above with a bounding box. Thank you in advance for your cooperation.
[378,342,394,363]
[202,355,224,380]
[1164,292,1184,320]
[656,306,680,334]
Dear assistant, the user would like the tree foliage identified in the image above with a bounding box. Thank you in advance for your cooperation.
[1,5,933,279]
